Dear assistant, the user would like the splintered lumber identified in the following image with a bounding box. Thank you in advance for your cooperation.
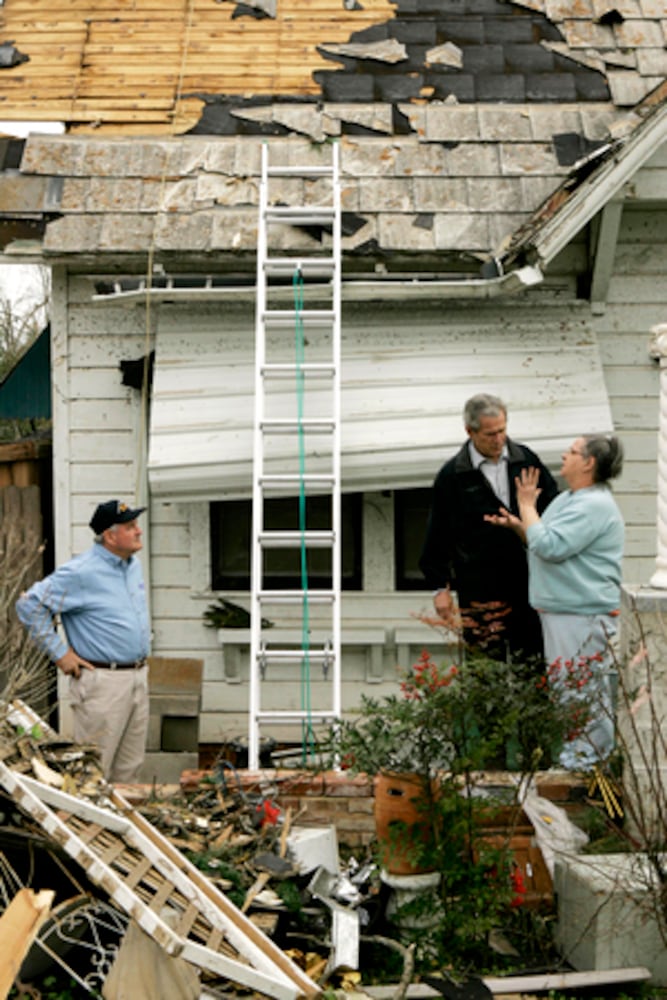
[364,966,652,998]
[0,762,320,1000]
[0,888,55,1000]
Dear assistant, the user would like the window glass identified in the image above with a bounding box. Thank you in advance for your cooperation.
[394,487,431,590]
[211,494,363,591]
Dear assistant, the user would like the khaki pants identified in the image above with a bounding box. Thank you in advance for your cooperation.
[70,665,149,783]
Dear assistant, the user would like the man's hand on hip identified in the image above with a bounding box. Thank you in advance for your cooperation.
[56,649,95,679]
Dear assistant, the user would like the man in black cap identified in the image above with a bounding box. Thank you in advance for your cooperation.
[16,499,151,783]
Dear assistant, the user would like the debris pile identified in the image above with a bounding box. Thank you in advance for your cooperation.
[0,701,655,999]
[0,700,405,999]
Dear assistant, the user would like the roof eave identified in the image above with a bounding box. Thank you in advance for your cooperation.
[528,100,667,269]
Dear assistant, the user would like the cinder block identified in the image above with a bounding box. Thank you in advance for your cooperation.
[137,751,199,785]
[161,716,199,753]
[146,714,162,752]
[149,693,200,719]
[145,657,202,755]
[554,853,667,985]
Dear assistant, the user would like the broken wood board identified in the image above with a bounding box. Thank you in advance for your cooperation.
[363,966,652,997]
[0,888,54,1000]
[0,762,320,1000]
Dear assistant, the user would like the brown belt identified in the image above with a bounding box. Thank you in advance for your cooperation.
[87,658,147,670]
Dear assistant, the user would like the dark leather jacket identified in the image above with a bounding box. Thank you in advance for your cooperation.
[419,438,559,607]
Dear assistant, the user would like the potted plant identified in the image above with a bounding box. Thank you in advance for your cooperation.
[323,616,596,956]
[326,646,533,872]
[322,605,603,971]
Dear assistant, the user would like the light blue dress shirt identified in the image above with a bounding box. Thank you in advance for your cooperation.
[16,542,150,663]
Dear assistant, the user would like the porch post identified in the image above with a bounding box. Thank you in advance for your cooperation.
[615,323,667,841]
[649,323,667,589]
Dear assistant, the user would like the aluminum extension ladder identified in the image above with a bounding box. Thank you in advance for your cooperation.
[248,143,342,770]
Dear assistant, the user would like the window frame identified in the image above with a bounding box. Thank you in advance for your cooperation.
[210,493,363,592]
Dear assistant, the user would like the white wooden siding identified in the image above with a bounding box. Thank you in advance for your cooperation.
[50,191,666,740]
[592,201,667,586]
[53,275,157,731]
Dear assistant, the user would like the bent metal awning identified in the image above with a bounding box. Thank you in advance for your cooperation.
[147,300,614,502]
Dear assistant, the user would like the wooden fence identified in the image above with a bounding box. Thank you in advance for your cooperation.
[1,484,44,591]
[1,481,52,717]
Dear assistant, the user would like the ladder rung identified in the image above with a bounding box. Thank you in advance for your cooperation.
[259,590,335,604]
[77,822,104,845]
[261,362,335,378]
[255,710,338,722]
[259,530,334,548]
[176,902,200,938]
[206,927,224,951]
[263,310,334,327]
[264,257,335,278]
[267,165,334,178]
[260,474,336,489]
[99,839,128,865]
[261,418,335,433]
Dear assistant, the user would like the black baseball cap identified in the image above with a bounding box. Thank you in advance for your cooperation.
[90,499,146,534]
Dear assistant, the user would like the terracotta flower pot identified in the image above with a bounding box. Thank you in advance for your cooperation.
[373,771,439,876]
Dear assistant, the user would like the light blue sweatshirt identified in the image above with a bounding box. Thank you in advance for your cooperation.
[16,542,150,663]
[525,486,624,615]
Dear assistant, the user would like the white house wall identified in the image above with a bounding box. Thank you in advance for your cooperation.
[53,190,666,741]
[593,201,667,586]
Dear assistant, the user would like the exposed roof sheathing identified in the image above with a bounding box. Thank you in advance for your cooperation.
[0,0,664,134]
[0,0,664,270]
[0,0,395,133]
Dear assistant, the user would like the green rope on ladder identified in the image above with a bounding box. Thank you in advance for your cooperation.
[293,268,316,763]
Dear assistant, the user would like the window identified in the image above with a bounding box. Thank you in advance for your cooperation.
[394,487,431,591]
[210,494,363,591]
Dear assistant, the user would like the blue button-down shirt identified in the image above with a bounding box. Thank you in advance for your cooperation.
[16,542,150,663]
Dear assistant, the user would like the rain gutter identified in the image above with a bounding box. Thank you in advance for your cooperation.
[90,264,544,305]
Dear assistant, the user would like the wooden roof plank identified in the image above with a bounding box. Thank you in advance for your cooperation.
[0,105,188,122]
[4,0,187,9]
[69,122,199,134]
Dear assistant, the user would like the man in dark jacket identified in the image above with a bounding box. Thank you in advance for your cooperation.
[419,393,558,662]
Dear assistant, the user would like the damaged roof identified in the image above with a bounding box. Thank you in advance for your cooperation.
[0,0,664,275]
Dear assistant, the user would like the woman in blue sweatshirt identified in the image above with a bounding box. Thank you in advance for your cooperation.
[487,434,624,770]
